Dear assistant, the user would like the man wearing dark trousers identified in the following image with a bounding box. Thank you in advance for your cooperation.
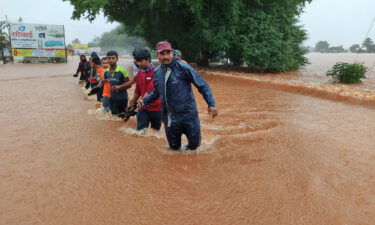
[103,51,130,115]
[129,49,162,131]
[139,41,218,150]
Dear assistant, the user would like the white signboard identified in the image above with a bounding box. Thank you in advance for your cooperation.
[10,23,65,49]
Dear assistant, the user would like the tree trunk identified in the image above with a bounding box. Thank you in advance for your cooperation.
[196,50,209,67]
[0,43,5,64]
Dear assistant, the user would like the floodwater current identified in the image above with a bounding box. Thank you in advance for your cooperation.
[0,54,374,225]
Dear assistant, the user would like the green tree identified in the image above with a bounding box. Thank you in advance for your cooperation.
[349,44,360,53]
[362,37,375,53]
[315,41,330,53]
[64,0,311,72]
[71,38,80,45]
[88,36,101,48]
[97,25,147,53]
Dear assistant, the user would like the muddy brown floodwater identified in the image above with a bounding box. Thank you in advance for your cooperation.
[1,55,375,225]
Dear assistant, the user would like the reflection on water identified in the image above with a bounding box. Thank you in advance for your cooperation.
[0,54,375,225]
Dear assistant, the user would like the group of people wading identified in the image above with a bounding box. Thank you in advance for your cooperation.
[74,41,218,150]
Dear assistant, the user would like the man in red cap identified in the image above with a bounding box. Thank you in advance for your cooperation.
[139,41,218,150]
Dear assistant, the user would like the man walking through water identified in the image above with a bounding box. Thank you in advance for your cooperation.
[139,41,218,150]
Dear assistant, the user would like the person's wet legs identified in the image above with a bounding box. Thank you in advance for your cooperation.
[110,98,127,115]
[96,91,103,102]
[165,122,183,150]
[102,97,110,112]
[136,110,150,130]
[149,111,162,130]
[183,117,201,150]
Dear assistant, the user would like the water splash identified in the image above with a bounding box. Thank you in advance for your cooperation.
[118,126,165,139]
[87,108,123,121]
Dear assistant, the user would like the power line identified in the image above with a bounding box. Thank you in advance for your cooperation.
[354,15,375,62]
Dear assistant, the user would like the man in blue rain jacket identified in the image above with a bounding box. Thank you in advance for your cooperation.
[139,41,218,150]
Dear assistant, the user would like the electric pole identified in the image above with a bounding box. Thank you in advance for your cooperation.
[0,15,11,64]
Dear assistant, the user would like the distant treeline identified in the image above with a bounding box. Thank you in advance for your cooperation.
[312,38,375,53]
[67,25,147,55]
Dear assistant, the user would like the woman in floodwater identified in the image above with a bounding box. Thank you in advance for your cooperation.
[73,55,90,83]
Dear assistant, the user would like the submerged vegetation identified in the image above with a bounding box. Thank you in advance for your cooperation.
[326,62,367,83]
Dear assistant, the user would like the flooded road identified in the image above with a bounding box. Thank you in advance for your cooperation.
[1,55,375,224]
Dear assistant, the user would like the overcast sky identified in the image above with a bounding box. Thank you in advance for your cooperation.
[1,0,375,48]
[300,0,375,48]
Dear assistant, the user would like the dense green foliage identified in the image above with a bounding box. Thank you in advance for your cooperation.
[65,0,311,71]
[326,62,367,83]
[315,41,329,53]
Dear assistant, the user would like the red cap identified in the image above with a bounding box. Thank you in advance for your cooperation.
[156,41,172,53]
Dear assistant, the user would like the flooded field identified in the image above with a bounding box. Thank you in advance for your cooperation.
[202,53,375,102]
[0,54,374,225]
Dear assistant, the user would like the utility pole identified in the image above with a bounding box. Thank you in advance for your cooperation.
[0,15,11,64]
[0,22,6,64]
